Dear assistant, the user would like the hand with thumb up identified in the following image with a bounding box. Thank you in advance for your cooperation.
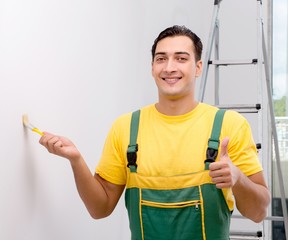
[209,137,241,189]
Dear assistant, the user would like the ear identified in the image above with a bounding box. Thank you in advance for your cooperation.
[195,60,202,77]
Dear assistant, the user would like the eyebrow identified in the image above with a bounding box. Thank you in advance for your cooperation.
[154,51,191,56]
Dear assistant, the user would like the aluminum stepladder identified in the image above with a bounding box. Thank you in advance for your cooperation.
[198,0,288,239]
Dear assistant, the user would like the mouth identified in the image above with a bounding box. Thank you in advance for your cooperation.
[162,77,182,84]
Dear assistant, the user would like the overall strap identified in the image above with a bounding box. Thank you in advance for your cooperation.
[127,110,140,172]
[205,109,226,170]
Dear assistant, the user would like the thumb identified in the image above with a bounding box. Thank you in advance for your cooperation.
[219,137,229,160]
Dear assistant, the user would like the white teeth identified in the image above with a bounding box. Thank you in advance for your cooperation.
[165,78,179,84]
[163,77,181,79]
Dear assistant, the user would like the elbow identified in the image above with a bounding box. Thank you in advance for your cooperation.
[237,201,270,223]
[88,208,113,220]
[250,210,267,223]
[90,212,111,220]
[83,199,115,220]
[238,190,271,223]
[242,204,269,223]
[252,193,271,223]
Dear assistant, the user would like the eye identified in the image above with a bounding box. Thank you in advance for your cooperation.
[177,57,187,62]
[155,56,166,62]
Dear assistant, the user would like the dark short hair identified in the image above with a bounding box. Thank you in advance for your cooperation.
[151,25,203,62]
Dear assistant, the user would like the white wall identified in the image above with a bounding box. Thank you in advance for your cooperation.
[0,0,269,239]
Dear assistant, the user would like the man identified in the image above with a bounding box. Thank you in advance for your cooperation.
[40,25,270,240]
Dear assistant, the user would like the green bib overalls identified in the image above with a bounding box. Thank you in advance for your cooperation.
[125,109,232,240]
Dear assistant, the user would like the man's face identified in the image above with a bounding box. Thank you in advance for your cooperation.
[152,35,202,101]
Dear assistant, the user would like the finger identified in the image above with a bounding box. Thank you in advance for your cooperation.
[209,162,222,171]
[47,136,59,147]
[215,182,231,189]
[39,132,53,145]
[41,136,60,154]
[211,175,232,188]
[54,140,63,148]
[219,137,229,159]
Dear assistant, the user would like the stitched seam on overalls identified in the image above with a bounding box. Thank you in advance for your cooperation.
[199,185,206,240]
[139,189,145,240]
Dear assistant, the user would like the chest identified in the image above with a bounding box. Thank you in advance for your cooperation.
[135,121,214,176]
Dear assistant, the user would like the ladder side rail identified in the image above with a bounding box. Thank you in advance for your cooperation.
[261,19,288,240]
[256,0,264,178]
[199,2,221,102]
[215,20,220,105]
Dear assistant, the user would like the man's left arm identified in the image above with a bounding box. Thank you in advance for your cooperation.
[209,137,271,223]
[232,170,270,222]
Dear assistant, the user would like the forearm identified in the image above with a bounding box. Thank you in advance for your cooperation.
[232,172,270,223]
[70,156,112,219]
[39,133,123,219]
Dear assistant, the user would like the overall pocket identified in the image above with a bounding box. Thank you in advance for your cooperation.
[140,187,204,240]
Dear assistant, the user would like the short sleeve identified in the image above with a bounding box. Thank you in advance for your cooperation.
[95,117,129,185]
[224,111,263,176]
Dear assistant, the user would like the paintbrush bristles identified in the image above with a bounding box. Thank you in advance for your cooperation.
[22,114,35,130]
[22,114,30,127]
[22,114,29,127]
[22,114,28,125]
[22,114,44,136]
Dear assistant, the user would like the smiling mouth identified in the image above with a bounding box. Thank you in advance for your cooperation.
[162,77,182,84]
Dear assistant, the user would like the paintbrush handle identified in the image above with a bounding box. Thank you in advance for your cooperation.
[32,128,44,136]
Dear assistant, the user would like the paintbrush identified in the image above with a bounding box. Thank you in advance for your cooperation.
[22,114,44,136]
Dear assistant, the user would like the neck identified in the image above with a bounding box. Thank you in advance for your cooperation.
[155,98,199,116]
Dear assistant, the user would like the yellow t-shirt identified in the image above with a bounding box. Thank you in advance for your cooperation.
[96,103,262,186]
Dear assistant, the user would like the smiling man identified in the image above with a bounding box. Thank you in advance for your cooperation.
[39,25,270,240]
[152,33,202,114]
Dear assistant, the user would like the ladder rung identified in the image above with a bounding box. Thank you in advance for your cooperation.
[208,59,258,66]
[232,214,286,222]
[230,237,260,240]
[230,231,263,239]
[216,104,261,113]
[230,231,263,237]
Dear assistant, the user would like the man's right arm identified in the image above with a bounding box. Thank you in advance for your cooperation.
[39,132,125,219]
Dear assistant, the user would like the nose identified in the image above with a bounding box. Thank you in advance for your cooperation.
[163,59,177,73]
